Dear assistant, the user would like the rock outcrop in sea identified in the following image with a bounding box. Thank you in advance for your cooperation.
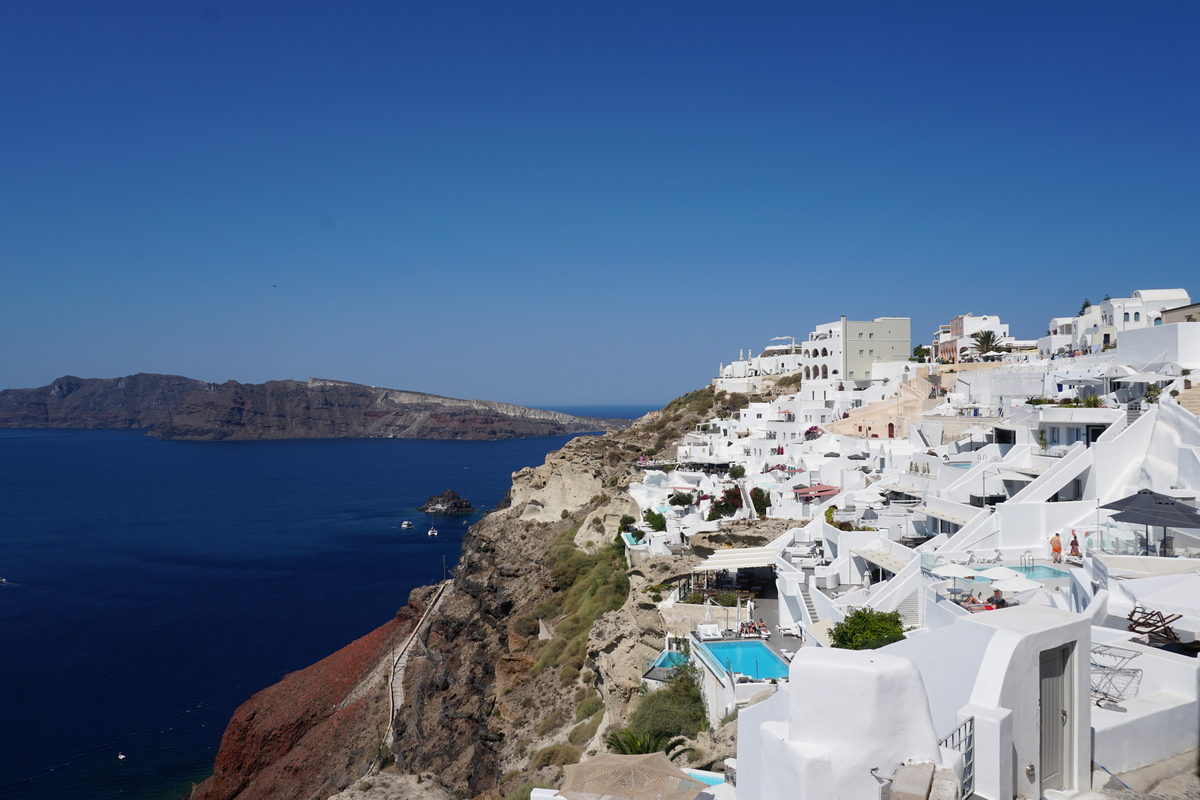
[188,391,737,800]
[0,374,628,441]
[417,490,474,514]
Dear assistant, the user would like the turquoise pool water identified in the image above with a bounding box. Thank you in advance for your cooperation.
[946,462,971,469]
[653,651,688,669]
[621,532,642,546]
[973,565,1069,580]
[698,640,789,680]
[685,770,725,786]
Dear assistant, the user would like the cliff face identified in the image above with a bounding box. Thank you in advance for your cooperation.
[189,402,723,800]
[0,374,627,440]
[0,373,206,429]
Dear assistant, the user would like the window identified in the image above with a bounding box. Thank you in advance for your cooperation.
[864,371,870,377]
[848,371,855,378]
[1134,312,1140,321]
[1050,427,1060,444]
[1155,317,1162,326]
[858,332,863,338]
[756,413,762,419]
[869,333,874,339]
[859,350,864,356]
[1123,312,1130,322]
[869,349,874,356]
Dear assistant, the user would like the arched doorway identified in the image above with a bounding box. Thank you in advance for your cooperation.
[888,422,895,438]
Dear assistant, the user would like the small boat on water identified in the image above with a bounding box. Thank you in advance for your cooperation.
[428,527,438,537]
[401,521,413,529]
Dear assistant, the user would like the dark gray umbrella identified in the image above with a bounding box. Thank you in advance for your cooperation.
[823,451,841,458]
[847,453,868,461]
[1101,489,1200,556]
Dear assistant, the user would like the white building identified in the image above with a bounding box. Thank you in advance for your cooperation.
[1037,289,1191,357]
[800,317,911,384]
[934,313,1011,364]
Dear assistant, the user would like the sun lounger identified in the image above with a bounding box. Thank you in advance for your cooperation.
[780,624,803,639]
[697,623,723,641]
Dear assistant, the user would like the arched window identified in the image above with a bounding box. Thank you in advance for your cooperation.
[1123,312,1130,322]
[821,347,828,357]
[1154,317,1162,326]
[804,366,811,380]
[804,350,810,358]
[1134,312,1140,321]
[821,364,828,379]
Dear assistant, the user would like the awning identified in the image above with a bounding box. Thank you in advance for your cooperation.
[996,470,1036,482]
[912,505,973,525]
[851,548,911,574]
[1058,377,1104,385]
[1114,373,1173,383]
[878,481,925,496]
[792,483,840,498]
[693,545,783,571]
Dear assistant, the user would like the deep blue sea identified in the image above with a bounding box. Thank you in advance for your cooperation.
[0,405,655,800]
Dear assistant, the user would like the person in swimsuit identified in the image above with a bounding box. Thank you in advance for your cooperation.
[1050,533,1062,563]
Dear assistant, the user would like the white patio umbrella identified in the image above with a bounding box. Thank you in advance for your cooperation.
[931,563,977,596]
[931,564,977,579]
[1014,587,1056,607]
[990,575,1042,593]
[978,566,1021,581]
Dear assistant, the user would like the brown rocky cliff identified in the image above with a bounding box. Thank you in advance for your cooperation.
[190,593,432,800]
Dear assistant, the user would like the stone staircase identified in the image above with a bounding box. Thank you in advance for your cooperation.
[387,580,452,740]
[1126,402,1143,425]
[798,583,819,623]
[1177,387,1200,417]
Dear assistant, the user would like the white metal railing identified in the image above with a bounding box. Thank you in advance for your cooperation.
[939,716,975,796]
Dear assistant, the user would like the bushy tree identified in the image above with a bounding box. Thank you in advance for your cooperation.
[728,464,746,480]
[644,509,667,532]
[668,492,694,507]
[830,607,905,650]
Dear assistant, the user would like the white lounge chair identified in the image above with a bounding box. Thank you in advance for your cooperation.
[779,623,803,639]
[697,623,723,641]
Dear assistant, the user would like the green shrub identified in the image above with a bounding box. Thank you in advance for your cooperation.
[560,664,580,686]
[668,492,694,507]
[830,607,905,650]
[511,614,540,637]
[531,744,582,769]
[533,526,630,674]
[576,693,603,721]
[750,487,771,517]
[619,514,636,531]
[536,710,566,737]
[664,386,716,416]
[728,464,746,480]
[644,509,667,532]
[628,662,706,739]
[507,782,554,800]
[568,709,604,745]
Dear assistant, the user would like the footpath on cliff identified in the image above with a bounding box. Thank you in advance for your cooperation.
[189,386,748,800]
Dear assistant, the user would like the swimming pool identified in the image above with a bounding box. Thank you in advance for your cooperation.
[685,769,726,786]
[698,640,790,680]
[652,650,688,669]
[973,564,1069,580]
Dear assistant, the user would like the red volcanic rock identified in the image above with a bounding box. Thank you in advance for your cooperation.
[191,599,425,800]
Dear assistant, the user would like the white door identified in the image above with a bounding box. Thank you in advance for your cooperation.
[1039,645,1071,792]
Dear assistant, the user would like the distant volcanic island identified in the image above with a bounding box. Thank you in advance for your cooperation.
[0,374,629,441]
[418,490,475,514]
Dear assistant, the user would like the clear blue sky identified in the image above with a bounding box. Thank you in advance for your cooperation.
[2,3,1197,406]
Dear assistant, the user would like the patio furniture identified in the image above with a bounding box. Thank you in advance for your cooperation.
[697,623,723,641]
